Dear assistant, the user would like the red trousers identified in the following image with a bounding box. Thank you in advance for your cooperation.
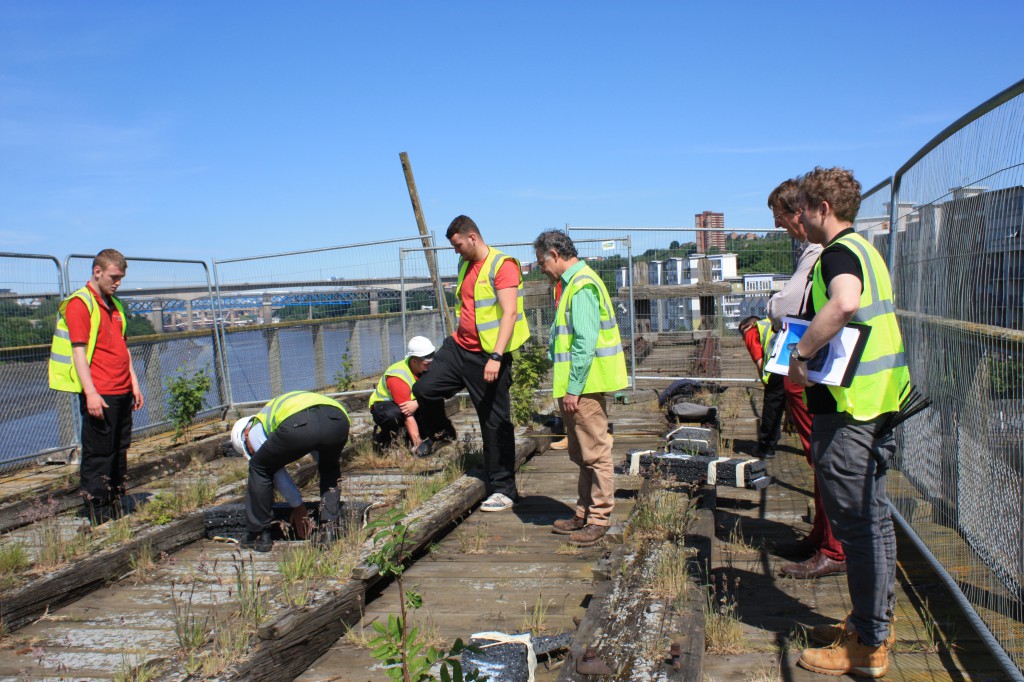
[785,378,845,561]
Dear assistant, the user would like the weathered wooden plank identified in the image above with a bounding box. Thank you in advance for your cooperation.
[0,511,207,632]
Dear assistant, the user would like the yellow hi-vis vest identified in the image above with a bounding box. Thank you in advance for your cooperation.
[755,318,775,385]
[48,286,127,393]
[253,391,349,433]
[454,248,531,354]
[550,263,628,398]
[810,232,910,420]
[368,359,416,408]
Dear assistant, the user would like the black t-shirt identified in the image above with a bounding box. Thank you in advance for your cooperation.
[803,229,863,414]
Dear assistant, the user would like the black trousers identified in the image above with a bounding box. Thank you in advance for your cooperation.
[412,336,517,499]
[758,373,786,454]
[370,397,454,446]
[245,405,349,533]
[79,392,134,508]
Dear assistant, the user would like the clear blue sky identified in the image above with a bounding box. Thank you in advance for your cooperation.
[2,1,1022,263]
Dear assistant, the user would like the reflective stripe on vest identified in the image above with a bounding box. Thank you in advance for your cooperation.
[48,286,127,393]
[810,232,910,419]
[755,318,775,385]
[550,264,628,398]
[253,391,348,433]
[368,359,416,408]
[454,248,531,353]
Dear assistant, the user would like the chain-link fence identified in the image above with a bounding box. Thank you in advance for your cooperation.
[63,254,228,441]
[0,253,72,472]
[212,237,428,405]
[882,79,1024,677]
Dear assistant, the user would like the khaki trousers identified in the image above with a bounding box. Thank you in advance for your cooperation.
[560,393,614,526]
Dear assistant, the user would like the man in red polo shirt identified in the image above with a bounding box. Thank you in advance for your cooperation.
[50,249,144,524]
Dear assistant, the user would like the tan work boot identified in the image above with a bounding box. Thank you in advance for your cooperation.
[552,516,586,535]
[798,631,889,678]
[568,524,607,547]
[550,436,569,450]
[812,615,895,649]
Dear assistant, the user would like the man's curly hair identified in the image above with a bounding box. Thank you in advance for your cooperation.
[800,167,862,223]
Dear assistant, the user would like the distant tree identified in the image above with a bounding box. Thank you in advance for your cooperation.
[669,240,681,250]
[126,314,156,337]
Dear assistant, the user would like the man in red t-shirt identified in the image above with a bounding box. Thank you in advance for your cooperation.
[738,315,786,459]
[413,216,529,512]
[63,249,144,523]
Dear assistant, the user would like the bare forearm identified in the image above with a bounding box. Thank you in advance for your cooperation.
[71,345,98,396]
[405,416,421,444]
[797,299,854,355]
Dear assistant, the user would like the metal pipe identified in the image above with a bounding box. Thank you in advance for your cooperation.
[212,236,425,264]
[889,505,1024,681]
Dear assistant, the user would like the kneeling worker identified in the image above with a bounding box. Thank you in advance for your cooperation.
[533,229,628,547]
[232,390,350,552]
[369,336,456,457]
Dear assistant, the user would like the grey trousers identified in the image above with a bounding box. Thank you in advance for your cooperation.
[811,411,897,647]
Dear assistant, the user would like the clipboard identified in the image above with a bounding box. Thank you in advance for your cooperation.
[763,316,871,388]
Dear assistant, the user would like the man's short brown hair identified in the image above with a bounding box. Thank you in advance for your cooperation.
[445,215,481,240]
[799,167,862,223]
[93,248,127,271]
[768,179,801,214]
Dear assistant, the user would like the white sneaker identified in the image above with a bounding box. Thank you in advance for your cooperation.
[480,492,515,512]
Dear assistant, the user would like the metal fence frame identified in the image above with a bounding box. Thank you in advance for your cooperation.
[0,252,72,471]
[878,78,1024,681]
[63,253,231,441]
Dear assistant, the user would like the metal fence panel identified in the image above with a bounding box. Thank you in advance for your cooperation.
[0,253,73,472]
[213,237,427,405]
[568,226,791,381]
[63,254,228,441]
[886,81,1024,675]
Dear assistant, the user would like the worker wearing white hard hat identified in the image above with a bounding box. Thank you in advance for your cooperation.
[368,336,456,457]
[232,391,350,552]
[230,417,313,540]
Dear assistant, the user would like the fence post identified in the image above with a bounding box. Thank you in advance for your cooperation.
[313,324,327,391]
[380,318,391,368]
[265,328,283,397]
[626,237,636,388]
[144,343,166,425]
[349,320,363,382]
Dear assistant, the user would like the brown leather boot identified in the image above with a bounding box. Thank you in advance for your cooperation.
[552,516,586,535]
[779,551,846,579]
[812,615,896,649]
[798,632,889,678]
[568,524,607,547]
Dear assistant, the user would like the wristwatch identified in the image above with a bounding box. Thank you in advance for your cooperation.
[489,352,503,362]
[791,347,812,362]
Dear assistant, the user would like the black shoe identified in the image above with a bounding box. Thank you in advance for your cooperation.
[241,529,273,553]
[314,523,338,549]
[754,447,776,459]
[414,438,435,458]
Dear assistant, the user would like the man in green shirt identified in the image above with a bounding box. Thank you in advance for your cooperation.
[533,230,628,547]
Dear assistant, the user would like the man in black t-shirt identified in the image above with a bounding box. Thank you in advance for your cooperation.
[789,167,910,678]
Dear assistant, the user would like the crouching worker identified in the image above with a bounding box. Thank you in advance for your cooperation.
[231,391,350,552]
[369,336,456,457]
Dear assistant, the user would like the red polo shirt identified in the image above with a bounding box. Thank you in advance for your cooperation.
[454,258,521,353]
[65,282,132,394]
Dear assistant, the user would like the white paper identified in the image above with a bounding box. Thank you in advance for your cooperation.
[763,316,866,387]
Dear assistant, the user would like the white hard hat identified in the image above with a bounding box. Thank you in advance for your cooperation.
[230,416,254,459]
[406,336,436,358]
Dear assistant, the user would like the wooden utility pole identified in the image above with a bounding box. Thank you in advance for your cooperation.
[399,152,454,334]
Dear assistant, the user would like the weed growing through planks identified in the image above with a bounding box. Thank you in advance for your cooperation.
[30,501,90,570]
[509,342,550,426]
[556,543,582,555]
[105,515,135,545]
[343,620,375,649]
[744,657,782,682]
[335,351,355,392]
[365,508,486,682]
[652,543,692,609]
[114,651,160,682]
[628,488,694,542]
[136,465,216,525]
[520,593,554,636]
[455,523,489,554]
[704,585,746,655]
[0,542,29,587]
[232,551,270,629]
[129,542,157,584]
[723,521,763,554]
[170,582,209,654]
[165,366,212,444]
[203,613,251,676]
[278,543,318,607]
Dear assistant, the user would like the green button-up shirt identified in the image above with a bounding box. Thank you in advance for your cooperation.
[549,260,601,396]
